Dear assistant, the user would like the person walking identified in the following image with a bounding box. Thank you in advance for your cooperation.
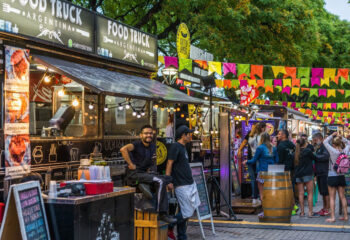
[238,123,259,204]
[294,137,319,218]
[312,132,330,216]
[276,129,298,215]
[243,132,279,215]
[323,132,349,222]
[166,125,200,240]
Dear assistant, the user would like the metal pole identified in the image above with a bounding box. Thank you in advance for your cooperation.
[209,87,213,177]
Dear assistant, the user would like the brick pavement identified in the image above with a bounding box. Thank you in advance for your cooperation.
[186,226,350,240]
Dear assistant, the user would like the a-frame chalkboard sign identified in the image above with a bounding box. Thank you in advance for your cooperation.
[190,162,215,239]
[0,181,50,240]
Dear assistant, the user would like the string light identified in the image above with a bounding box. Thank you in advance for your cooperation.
[58,89,65,97]
[72,99,79,107]
[132,111,137,116]
[88,102,94,110]
[44,76,51,83]
[154,104,159,109]
[125,102,130,110]
[167,108,171,112]
[181,114,185,118]
[176,107,180,111]
[137,113,141,118]
[104,105,109,112]
[118,104,123,110]
[141,111,146,116]
[161,107,165,111]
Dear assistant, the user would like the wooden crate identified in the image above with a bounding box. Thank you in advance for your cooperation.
[134,210,169,240]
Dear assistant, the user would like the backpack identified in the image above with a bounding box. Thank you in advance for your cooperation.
[333,153,350,174]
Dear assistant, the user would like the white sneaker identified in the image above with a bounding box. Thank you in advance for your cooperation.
[252,199,261,205]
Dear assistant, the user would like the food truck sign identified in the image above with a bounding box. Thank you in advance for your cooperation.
[0,0,95,52]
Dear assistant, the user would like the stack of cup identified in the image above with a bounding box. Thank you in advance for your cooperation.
[49,181,57,198]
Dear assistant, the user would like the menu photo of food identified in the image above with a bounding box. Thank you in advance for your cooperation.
[5,134,31,167]
[5,46,30,92]
[5,91,29,124]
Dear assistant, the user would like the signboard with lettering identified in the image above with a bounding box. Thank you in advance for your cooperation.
[176,23,190,59]
[0,0,94,52]
[190,162,215,239]
[0,181,50,240]
[96,15,158,70]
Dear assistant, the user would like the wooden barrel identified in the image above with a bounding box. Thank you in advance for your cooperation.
[260,171,294,223]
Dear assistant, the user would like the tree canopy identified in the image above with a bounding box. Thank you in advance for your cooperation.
[72,0,350,68]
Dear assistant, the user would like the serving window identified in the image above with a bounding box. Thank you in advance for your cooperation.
[29,64,98,138]
[104,96,149,136]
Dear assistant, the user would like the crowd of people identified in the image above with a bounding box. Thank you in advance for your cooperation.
[240,123,349,222]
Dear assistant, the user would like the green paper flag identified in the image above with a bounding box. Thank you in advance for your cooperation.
[310,88,318,97]
[231,80,240,88]
[237,64,250,78]
[295,103,301,108]
[317,103,323,109]
[265,79,273,86]
[337,104,343,110]
[179,59,193,72]
[312,110,317,115]
[298,68,310,78]
[300,78,310,87]
[341,77,349,86]
[346,90,350,98]
[335,112,340,118]
[275,86,282,92]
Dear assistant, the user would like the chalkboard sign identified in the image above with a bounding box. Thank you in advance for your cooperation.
[345,171,350,205]
[0,181,50,240]
[190,163,211,218]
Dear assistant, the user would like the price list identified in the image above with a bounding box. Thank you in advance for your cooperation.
[19,187,48,240]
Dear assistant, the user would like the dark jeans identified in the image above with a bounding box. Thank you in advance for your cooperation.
[174,210,188,240]
[126,170,172,213]
[247,164,258,199]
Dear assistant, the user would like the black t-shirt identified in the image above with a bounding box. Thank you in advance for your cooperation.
[277,140,295,171]
[130,140,156,172]
[244,131,253,160]
[168,142,194,187]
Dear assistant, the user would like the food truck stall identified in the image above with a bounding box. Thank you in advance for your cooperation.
[0,0,202,239]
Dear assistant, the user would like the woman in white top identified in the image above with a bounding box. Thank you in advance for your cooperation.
[323,132,349,222]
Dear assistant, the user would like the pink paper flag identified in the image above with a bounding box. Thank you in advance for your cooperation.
[164,56,178,68]
[223,63,236,76]
[240,80,248,87]
[312,102,317,107]
[282,86,291,94]
[317,110,322,116]
[319,89,327,97]
[312,68,324,78]
[311,77,321,87]
[282,102,287,107]
[265,100,270,105]
[291,102,296,108]
[274,79,282,87]
[331,103,337,109]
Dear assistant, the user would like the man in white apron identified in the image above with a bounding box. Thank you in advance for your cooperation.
[166,125,200,240]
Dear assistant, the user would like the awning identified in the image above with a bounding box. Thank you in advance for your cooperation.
[33,55,202,104]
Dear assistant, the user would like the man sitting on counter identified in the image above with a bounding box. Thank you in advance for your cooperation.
[120,125,176,224]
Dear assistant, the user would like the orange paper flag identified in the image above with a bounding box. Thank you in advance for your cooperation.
[284,67,297,79]
[257,79,265,88]
[292,79,300,87]
[250,65,264,80]
[265,85,274,93]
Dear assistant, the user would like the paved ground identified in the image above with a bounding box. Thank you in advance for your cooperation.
[186,225,350,240]
[179,194,350,239]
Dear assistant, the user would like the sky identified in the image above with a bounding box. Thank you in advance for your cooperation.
[324,0,350,21]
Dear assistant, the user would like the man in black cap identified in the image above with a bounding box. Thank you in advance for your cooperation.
[121,125,176,223]
[166,125,200,240]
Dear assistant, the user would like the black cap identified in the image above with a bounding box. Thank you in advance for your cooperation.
[176,125,194,139]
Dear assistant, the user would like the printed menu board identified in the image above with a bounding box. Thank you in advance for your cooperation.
[96,15,158,70]
[190,163,211,218]
[0,181,50,240]
[0,0,94,52]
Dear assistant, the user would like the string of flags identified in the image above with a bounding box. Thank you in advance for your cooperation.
[159,56,349,88]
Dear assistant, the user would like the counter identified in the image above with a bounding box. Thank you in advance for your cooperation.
[43,187,135,240]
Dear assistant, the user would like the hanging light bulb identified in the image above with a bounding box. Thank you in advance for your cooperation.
[167,108,171,113]
[44,76,51,83]
[118,104,123,110]
[194,127,199,134]
[181,114,185,118]
[88,102,94,110]
[210,130,214,134]
[132,111,137,116]
[235,121,239,124]
[173,109,177,112]
[137,113,141,118]
[104,105,109,112]
[176,107,180,112]
[72,99,79,107]
[58,89,65,97]
[141,111,146,116]
[154,104,159,109]
[186,118,189,121]
[204,97,208,100]
[161,107,165,111]
[125,102,130,109]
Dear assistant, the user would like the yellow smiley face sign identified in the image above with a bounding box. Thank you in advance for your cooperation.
[266,123,275,135]
[156,141,168,165]
[176,23,191,59]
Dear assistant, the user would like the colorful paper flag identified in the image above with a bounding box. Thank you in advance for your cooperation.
[208,61,222,75]
[223,63,236,76]
[250,65,264,79]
